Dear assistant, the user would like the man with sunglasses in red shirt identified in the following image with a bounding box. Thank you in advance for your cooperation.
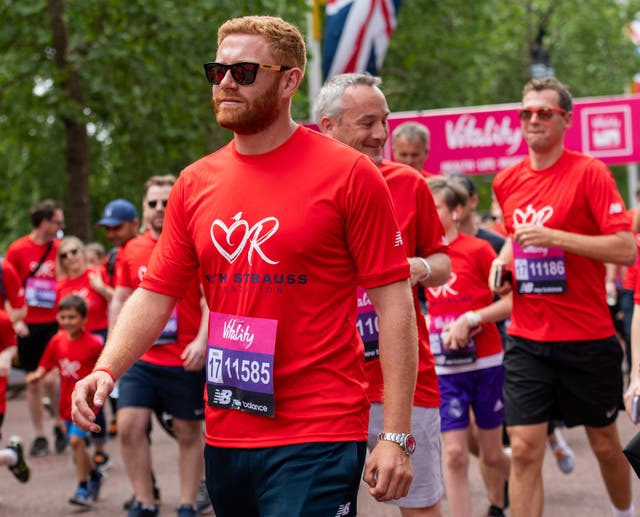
[6,199,66,458]
[73,15,418,517]
[490,77,635,517]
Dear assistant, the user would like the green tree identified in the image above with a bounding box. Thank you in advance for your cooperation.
[1,1,639,250]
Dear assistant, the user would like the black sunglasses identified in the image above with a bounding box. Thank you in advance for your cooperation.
[60,248,80,260]
[518,107,566,121]
[147,199,168,209]
[203,62,291,86]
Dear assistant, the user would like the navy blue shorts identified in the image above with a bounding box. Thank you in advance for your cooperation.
[503,335,623,428]
[118,360,205,420]
[204,441,367,517]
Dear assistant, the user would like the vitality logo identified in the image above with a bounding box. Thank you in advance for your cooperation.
[211,211,279,266]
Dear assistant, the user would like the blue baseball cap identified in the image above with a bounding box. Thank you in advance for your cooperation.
[96,199,138,227]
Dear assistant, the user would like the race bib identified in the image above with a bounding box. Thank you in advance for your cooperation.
[513,243,567,295]
[206,312,277,418]
[25,277,56,309]
[429,313,477,366]
[355,286,379,362]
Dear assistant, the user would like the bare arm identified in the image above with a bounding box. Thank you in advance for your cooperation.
[362,279,417,501]
[72,288,176,431]
[108,286,133,334]
[408,252,450,287]
[513,226,636,266]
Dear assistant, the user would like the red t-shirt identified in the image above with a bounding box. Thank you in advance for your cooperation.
[39,329,103,421]
[0,258,26,309]
[56,267,109,332]
[494,149,630,341]
[364,160,446,408]
[141,126,410,448]
[116,231,202,366]
[0,310,17,415]
[426,233,502,373]
[6,236,59,324]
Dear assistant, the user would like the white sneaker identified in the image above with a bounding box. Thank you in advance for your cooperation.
[549,428,575,474]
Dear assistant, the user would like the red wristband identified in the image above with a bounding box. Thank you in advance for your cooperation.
[93,367,116,382]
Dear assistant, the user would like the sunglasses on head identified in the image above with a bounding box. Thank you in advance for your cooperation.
[147,199,168,209]
[203,62,291,86]
[60,248,79,260]
[518,107,566,121]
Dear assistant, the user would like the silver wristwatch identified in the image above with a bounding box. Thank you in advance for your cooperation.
[377,432,417,455]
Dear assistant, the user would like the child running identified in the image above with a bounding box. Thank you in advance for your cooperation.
[26,294,103,508]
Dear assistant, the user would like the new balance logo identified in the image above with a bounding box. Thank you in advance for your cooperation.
[394,231,403,247]
[335,502,351,516]
[212,389,233,405]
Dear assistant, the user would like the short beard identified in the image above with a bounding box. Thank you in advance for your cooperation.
[213,79,281,135]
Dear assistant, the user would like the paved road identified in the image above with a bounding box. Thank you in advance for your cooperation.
[1,379,639,516]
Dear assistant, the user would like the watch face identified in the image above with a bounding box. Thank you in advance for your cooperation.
[406,434,416,454]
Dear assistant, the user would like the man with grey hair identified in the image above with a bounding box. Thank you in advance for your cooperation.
[392,122,435,177]
[315,72,449,517]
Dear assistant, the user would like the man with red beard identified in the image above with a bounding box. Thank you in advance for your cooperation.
[315,73,450,517]
[72,15,418,517]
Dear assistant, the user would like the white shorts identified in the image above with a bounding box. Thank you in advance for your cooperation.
[367,403,444,508]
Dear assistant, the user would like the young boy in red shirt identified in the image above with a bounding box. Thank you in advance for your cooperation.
[26,295,103,507]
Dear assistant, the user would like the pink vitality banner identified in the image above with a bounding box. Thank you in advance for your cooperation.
[385,94,640,175]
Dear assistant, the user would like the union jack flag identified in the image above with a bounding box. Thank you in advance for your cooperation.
[322,0,402,80]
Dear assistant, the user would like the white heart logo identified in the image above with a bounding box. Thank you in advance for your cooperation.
[210,212,251,264]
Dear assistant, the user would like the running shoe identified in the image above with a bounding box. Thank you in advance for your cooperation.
[176,504,199,517]
[195,479,212,513]
[128,502,159,517]
[53,424,67,453]
[549,428,575,474]
[123,483,162,510]
[88,470,104,500]
[6,436,30,483]
[487,505,505,517]
[29,436,49,457]
[108,418,118,438]
[69,486,93,508]
[93,450,111,472]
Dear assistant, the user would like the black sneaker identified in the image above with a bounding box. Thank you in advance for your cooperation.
[93,451,111,472]
[176,504,199,517]
[7,436,30,482]
[487,505,505,517]
[123,483,162,510]
[53,424,67,453]
[88,469,104,500]
[29,436,49,457]
[128,502,159,517]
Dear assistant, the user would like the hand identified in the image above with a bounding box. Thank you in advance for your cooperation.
[624,379,640,424]
[489,258,512,296]
[442,318,475,351]
[71,370,113,432]
[181,340,206,371]
[513,223,553,249]
[13,320,29,338]
[363,440,413,502]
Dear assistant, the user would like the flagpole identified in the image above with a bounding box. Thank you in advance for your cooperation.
[307,0,324,119]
